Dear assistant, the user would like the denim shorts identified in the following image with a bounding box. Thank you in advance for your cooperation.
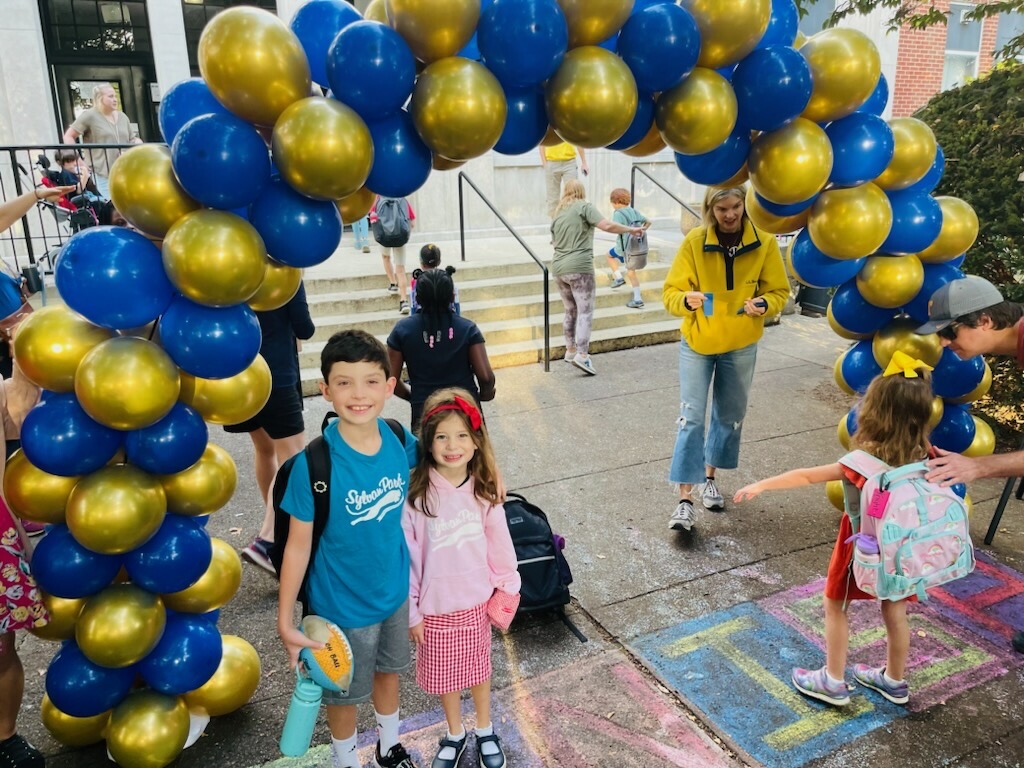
[321,600,411,705]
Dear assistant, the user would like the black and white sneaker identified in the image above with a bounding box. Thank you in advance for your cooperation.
[375,741,417,768]
[698,478,725,511]
[669,499,696,531]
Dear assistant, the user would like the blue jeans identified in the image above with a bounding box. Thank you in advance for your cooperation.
[669,339,758,485]
[352,216,369,248]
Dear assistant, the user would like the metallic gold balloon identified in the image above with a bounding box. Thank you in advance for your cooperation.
[950,363,993,404]
[540,126,563,147]
[871,317,943,368]
[656,68,737,156]
[928,396,945,430]
[3,450,79,526]
[800,28,882,123]
[748,118,833,206]
[248,260,301,312]
[75,337,180,430]
[76,584,166,668]
[964,416,996,458]
[159,444,237,517]
[964,494,973,516]
[917,197,979,264]
[558,0,633,48]
[385,0,480,63]
[807,183,893,260]
[109,145,200,238]
[838,414,852,450]
[857,255,925,311]
[794,31,808,48]
[873,118,938,191]
[273,98,374,200]
[410,58,507,161]
[41,695,110,747]
[826,480,845,512]
[834,352,855,396]
[680,0,772,68]
[66,465,167,554]
[546,47,638,149]
[745,186,809,235]
[199,6,310,126]
[719,163,750,188]
[29,593,86,642]
[13,306,113,392]
[183,635,261,717]
[178,355,272,425]
[620,122,666,157]
[827,302,872,341]
[365,0,387,23]
[336,187,376,224]
[432,155,466,172]
[162,538,242,613]
[106,691,190,768]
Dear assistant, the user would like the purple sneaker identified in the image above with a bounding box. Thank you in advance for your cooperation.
[792,666,851,706]
[853,664,909,705]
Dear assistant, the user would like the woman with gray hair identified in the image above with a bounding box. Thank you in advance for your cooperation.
[63,83,141,199]
[662,185,789,532]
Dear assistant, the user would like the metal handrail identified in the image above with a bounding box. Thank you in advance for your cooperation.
[457,171,550,372]
[630,164,702,222]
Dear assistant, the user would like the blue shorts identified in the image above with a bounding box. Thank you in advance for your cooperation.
[609,247,624,263]
[321,600,411,706]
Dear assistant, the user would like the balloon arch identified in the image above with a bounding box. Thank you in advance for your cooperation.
[7,0,989,764]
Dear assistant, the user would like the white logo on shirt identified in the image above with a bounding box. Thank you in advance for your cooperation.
[345,475,405,525]
[429,508,484,551]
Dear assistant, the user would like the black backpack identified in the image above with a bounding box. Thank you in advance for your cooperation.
[503,492,586,642]
[268,415,406,615]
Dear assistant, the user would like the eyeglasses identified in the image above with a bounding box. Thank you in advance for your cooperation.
[937,321,963,341]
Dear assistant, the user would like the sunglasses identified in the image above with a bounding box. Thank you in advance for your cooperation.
[937,321,963,341]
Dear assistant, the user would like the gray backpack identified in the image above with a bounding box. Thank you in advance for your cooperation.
[372,197,411,248]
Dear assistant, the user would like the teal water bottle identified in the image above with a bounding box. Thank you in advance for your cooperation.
[280,666,323,757]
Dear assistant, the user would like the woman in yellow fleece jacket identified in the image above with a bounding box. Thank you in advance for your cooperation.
[662,185,789,532]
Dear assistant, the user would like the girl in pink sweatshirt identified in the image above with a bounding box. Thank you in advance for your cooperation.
[402,387,520,768]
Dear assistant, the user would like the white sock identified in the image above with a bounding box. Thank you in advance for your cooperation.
[437,729,465,761]
[632,287,642,301]
[331,733,360,768]
[475,723,501,757]
[613,269,623,280]
[825,671,844,686]
[375,709,400,755]
[883,669,905,685]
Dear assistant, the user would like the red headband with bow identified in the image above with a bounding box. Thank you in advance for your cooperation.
[423,395,482,431]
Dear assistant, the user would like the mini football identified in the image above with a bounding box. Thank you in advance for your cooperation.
[299,615,354,694]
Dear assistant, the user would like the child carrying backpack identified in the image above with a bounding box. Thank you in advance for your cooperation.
[604,188,650,309]
[734,351,974,708]
[370,196,415,315]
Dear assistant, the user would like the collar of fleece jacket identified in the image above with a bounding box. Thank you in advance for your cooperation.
[702,217,763,291]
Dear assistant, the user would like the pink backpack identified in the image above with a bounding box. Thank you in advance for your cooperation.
[839,450,975,601]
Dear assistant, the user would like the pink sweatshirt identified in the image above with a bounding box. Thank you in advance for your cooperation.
[402,469,521,627]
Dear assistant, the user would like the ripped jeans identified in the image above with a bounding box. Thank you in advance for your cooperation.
[669,339,758,486]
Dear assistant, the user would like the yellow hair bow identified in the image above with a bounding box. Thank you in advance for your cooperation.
[882,350,934,378]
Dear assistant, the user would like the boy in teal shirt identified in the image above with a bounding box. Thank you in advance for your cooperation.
[604,187,650,309]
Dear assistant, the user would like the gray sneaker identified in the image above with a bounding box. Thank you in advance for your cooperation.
[669,499,696,531]
[626,298,644,309]
[610,277,626,288]
[697,478,725,511]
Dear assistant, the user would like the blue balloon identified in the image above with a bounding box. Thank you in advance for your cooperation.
[840,340,882,395]
[826,112,895,187]
[596,32,619,53]
[930,404,976,454]
[159,295,262,379]
[46,641,136,718]
[125,402,208,475]
[858,73,889,117]
[494,87,548,155]
[902,144,945,195]
[948,253,966,269]
[158,78,232,144]
[618,4,700,93]
[126,515,213,597]
[716,64,737,82]
[881,190,943,255]
[931,347,986,400]
[756,0,798,48]
[789,229,865,289]
[171,113,271,210]
[139,614,223,695]
[754,192,816,217]
[21,393,122,476]
[951,482,967,499]
[847,405,859,437]
[674,126,751,185]
[829,279,895,335]
[457,0,495,60]
[30,524,122,598]
[733,45,812,133]
[608,96,656,151]
[327,21,417,122]
[55,227,175,330]
[290,0,361,87]
[364,111,433,197]
[902,262,964,323]
[478,0,568,88]
[249,178,343,267]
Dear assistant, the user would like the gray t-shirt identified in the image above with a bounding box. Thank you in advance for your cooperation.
[69,109,138,177]
[551,200,603,277]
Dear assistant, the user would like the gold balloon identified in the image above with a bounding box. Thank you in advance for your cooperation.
[964,494,973,516]
[66,465,167,554]
[655,68,737,156]
[106,691,190,768]
[12,306,113,392]
[336,187,376,224]
[75,337,180,430]
[838,413,852,450]
[827,302,872,341]
[160,444,237,517]
[178,355,272,425]
[432,154,466,172]
[874,117,938,191]
[748,118,833,205]
[557,0,633,48]
[3,449,80,526]
[719,163,750,188]
[807,183,893,260]
[964,416,996,458]
[41,695,110,747]
[162,538,242,613]
[871,317,943,368]
[183,635,261,717]
[76,584,166,668]
[546,47,638,149]
[385,0,479,63]
[199,6,310,126]
[248,260,302,312]
[620,122,666,157]
[928,396,945,430]
[800,28,881,123]
[857,255,925,311]
[826,479,845,512]
[29,593,86,642]
[109,145,200,238]
[950,363,993,404]
[917,197,980,263]
[273,97,374,200]
[364,0,387,23]
[540,126,563,147]
[680,0,772,68]
[834,352,855,396]
[794,31,808,48]
[745,186,809,235]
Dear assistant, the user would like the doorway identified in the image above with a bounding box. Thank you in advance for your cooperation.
[52,63,157,142]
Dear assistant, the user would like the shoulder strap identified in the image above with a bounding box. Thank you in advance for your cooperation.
[301,435,331,616]
[383,417,406,446]
[838,450,891,478]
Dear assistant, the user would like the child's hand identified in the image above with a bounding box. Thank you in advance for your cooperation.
[733,483,764,502]
[278,623,324,670]
[409,622,425,645]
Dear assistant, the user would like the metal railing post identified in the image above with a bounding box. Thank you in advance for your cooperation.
[630,164,702,222]
[458,174,466,263]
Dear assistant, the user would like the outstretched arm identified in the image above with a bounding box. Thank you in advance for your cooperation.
[734,463,844,502]
[0,186,76,233]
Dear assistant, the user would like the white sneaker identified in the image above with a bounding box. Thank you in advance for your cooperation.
[670,500,696,531]
[571,353,596,375]
[564,349,576,362]
[697,478,725,511]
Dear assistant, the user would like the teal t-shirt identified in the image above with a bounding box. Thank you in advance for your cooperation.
[281,417,419,628]
[550,200,603,277]
[612,206,647,253]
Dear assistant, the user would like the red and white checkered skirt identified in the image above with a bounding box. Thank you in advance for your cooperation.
[416,601,491,695]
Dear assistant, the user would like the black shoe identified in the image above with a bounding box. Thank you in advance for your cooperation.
[1012,630,1024,653]
[800,308,825,318]
[476,733,506,768]
[375,741,417,768]
[431,733,467,768]
[0,734,44,768]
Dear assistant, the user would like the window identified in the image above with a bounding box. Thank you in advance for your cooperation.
[181,0,280,75]
[39,0,151,58]
[995,10,1024,61]
[798,0,836,37]
[942,3,982,91]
